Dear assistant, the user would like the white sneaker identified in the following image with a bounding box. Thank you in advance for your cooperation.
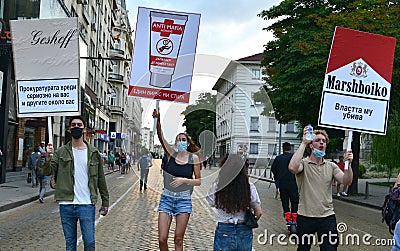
[341,192,348,196]
[337,192,341,197]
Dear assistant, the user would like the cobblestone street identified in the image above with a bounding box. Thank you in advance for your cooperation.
[0,160,395,250]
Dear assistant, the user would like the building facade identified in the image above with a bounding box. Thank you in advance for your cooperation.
[212,53,301,167]
[140,127,153,152]
[0,0,143,183]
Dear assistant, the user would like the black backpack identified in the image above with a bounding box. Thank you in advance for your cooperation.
[382,185,400,234]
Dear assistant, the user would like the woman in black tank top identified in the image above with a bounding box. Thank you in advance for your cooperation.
[153,108,202,251]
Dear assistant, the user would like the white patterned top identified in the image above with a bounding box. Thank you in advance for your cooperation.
[206,182,261,223]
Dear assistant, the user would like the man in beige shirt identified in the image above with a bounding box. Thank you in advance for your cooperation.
[289,126,353,251]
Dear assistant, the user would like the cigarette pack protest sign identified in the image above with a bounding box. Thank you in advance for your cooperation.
[129,7,200,103]
[10,18,80,117]
[318,27,396,135]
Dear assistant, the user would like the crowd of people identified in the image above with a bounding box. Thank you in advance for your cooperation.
[32,113,363,250]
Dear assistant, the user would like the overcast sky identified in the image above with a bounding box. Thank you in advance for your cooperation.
[126,0,283,143]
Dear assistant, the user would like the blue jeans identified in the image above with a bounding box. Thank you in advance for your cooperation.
[392,220,400,250]
[60,204,96,251]
[214,222,253,251]
[39,176,48,200]
[140,169,149,189]
[31,169,37,187]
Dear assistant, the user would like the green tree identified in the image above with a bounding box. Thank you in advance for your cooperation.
[371,111,400,179]
[258,0,400,193]
[181,92,216,146]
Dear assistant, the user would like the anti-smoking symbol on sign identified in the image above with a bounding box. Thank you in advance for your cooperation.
[156,38,173,55]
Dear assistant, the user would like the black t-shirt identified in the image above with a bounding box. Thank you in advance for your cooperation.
[163,153,194,192]
[271,152,296,184]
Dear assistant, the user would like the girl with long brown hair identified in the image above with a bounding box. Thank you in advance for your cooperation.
[207,154,262,250]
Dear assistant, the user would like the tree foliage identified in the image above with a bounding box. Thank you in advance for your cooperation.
[258,0,400,127]
[181,92,216,145]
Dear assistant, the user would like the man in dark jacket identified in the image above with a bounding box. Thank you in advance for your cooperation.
[42,116,109,250]
[28,146,41,188]
[271,142,299,227]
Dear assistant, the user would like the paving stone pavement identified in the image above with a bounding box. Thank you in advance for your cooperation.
[94,161,218,250]
[0,160,395,250]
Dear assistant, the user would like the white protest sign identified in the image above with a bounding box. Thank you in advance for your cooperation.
[318,27,396,135]
[129,7,200,103]
[10,17,80,117]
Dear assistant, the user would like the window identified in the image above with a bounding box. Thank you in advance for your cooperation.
[91,6,96,24]
[90,40,96,57]
[250,117,259,132]
[15,0,40,19]
[110,88,117,106]
[94,81,99,93]
[252,69,261,79]
[88,73,94,89]
[79,23,88,43]
[286,121,295,132]
[268,118,276,132]
[268,144,276,155]
[249,143,259,154]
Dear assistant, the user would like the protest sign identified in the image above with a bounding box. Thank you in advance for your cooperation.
[129,7,200,103]
[318,26,396,135]
[10,17,80,117]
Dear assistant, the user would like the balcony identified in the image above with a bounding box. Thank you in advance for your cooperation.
[110,48,124,58]
[110,105,124,116]
[108,72,124,83]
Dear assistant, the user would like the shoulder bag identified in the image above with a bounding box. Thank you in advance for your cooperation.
[244,208,258,228]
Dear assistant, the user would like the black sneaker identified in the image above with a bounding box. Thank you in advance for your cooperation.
[39,198,44,203]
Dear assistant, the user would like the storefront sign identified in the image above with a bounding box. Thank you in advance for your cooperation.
[10,18,80,117]
[99,134,110,142]
[129,7,200,103]
[318,27,396,135]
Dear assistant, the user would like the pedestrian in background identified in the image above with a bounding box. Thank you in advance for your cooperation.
[153,108,201,251]
[131,150,135,164]
[271,142,299,232]
[208,155,214,169]
[137,150,152,191]
[161,153,168,174]
[203,154,209,169]
[42,116,109,251]
[108,151,115,171]
[28,146,41,188]
[289,126,353,251]
[102,150,108,167]
[336,156,348,197]
[207,154,262,250]
[36,154,47,203]
[115,152,121,173]
[120,152,127,174]
[125,153,131,173]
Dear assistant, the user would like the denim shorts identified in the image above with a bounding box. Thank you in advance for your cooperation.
[158,189,193,216]
[214,222,253,251]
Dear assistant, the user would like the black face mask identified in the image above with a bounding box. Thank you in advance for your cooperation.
[70,127,84,139]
